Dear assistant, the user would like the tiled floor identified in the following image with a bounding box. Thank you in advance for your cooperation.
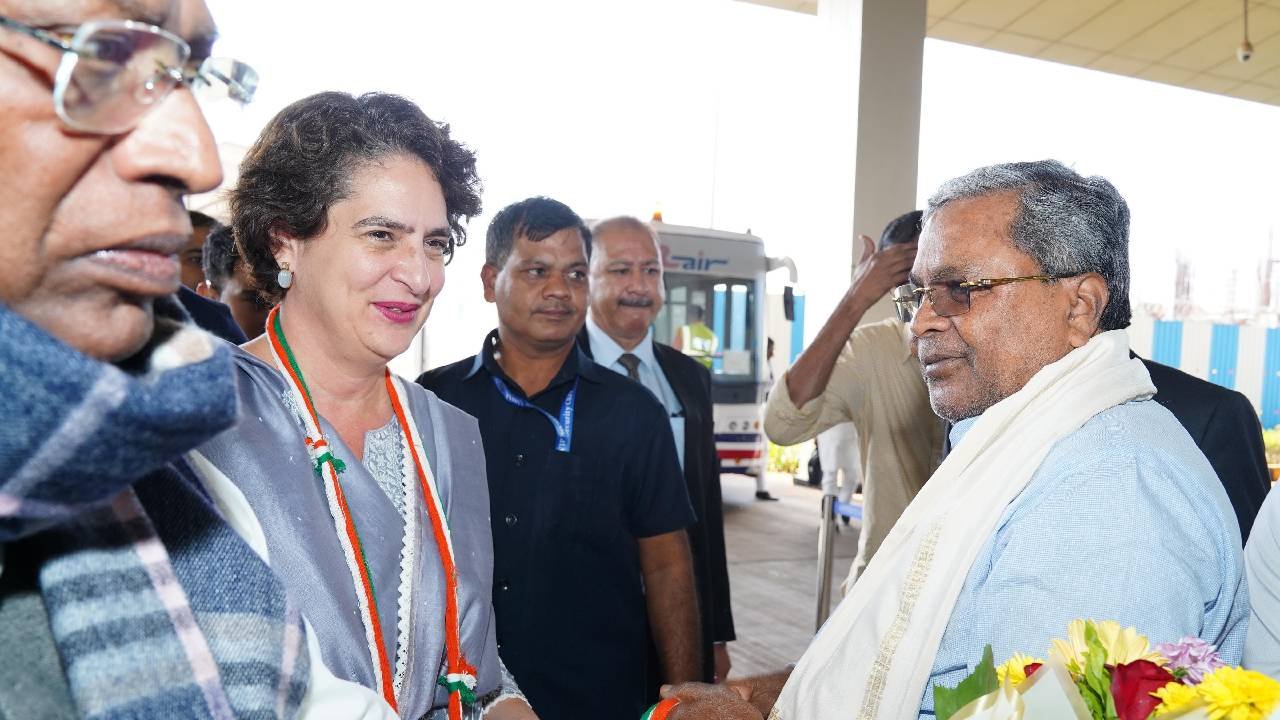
[720,472,859,678]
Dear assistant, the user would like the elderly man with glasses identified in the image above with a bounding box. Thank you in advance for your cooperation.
[0,2,321,719]
[662,160,1246,720]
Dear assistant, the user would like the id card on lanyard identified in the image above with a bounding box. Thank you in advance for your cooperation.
[492,376,579,452]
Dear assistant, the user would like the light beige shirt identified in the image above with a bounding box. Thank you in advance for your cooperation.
[764,317,944,587]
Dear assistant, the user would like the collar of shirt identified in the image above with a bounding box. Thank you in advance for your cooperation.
[584,315,659,371]
[584,315,685,413]
[949,415,978,448]
[464,328,603,398]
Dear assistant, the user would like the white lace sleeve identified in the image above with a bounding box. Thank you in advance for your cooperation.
[425,656,529,720]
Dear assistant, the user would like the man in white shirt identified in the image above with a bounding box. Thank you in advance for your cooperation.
[580,215,738,686]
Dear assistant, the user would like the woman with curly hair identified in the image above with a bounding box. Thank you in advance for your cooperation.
[189,91,535,720]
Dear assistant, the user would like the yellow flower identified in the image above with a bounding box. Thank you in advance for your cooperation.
[1049,619,1166,671]
[1195,666,1280,720]
[1152,681,1201,717]
[996,653,1045,688]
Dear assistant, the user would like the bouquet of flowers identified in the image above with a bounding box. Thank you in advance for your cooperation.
[934,620,1280,720]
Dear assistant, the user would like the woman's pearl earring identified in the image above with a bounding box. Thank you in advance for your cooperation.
[277,261,294,289]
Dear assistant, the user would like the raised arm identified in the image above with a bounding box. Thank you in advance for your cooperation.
[784,235,914,408]
[764,236,915,446]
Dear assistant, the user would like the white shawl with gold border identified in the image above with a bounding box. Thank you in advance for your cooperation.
[771,329,1155,719]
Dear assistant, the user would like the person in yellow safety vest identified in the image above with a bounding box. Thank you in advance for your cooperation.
[674,304,718,369]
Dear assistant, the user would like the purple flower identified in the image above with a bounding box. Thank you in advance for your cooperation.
[1155,636,1226,684]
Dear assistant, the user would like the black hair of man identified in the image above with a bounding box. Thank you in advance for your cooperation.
[485,196,590,267]
[878,210,923,251]
[201,222,237,293]
[688,305,705,322]
[189,210,216,228]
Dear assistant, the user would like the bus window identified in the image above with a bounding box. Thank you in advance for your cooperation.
[658,273,756,383]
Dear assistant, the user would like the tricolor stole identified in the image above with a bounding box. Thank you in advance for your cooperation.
[266,306,476,718]
[641,698,681,720]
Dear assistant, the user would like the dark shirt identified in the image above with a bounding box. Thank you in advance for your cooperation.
[578,328,736,685]
[418,330,695,720]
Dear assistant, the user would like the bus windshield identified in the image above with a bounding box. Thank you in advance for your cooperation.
[656,273,757,383]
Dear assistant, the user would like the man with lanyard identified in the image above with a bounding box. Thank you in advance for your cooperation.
[579,216,737,689]
[419,197,702,719]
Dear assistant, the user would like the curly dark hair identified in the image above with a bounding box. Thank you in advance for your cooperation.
[230,91,482,303]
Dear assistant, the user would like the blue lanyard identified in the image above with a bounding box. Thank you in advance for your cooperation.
[492,376,578,452]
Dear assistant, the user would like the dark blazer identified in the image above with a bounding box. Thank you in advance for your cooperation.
[1142,357,1270,541]
[580,330,735,683]
[176,286,248,345]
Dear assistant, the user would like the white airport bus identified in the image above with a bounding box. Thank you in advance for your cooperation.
[650,221,799,475]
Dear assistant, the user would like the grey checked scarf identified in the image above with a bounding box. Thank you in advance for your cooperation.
[0,297,310,719]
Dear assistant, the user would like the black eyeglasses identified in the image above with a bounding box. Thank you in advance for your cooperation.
[892,274,1079,324]
[0,15,257,134]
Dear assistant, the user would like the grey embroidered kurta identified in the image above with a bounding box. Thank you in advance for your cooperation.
[199,347,507,719]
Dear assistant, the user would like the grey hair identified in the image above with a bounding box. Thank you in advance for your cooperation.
[924,160,1131,331]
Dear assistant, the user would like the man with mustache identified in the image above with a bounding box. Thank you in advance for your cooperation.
[418,197,700,719]
[578,216,737,687]
[663,160,1245,720]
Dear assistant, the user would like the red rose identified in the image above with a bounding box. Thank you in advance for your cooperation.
[1111,660,1176,720]
[1024,662,1043,679]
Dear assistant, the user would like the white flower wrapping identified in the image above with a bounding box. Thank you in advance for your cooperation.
[948,656,1221,720]
[948,657,1088,720]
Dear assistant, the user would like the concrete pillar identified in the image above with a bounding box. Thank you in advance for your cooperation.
[820,0,926,325]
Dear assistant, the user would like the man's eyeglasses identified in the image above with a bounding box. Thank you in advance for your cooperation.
[892,274,1078,324]
[0,15,258,135]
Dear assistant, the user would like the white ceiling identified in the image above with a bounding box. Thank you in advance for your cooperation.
[739,1,1280,107]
